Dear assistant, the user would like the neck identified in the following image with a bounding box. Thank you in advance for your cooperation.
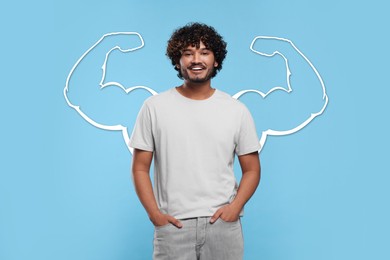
[178,80,214,100]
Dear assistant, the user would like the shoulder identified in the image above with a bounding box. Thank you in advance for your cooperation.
[143,88,176,107]
[214,89,248,111]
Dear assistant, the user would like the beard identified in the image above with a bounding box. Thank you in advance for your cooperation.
[180,66,215,83]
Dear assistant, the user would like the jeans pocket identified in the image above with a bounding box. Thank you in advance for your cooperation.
[218,218,240,225]
[155,223,172,230]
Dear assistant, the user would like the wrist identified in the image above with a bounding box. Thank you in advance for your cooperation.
[148,209,163,222]
[229,199,244,213]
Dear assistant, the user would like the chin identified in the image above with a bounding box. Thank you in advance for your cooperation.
[190,78,207,83]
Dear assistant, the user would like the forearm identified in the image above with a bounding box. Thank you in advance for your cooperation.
[210,158,260,223]
[133,170,161,220]
[133,169,183,227]
[132,149,181,227]
[132,149,161,220]
[230,169,260,210]
[232,152,261,210]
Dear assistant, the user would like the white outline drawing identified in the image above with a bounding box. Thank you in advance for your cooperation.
[64,32,328,154]
[233,36,329,149]
[63,32,157,153]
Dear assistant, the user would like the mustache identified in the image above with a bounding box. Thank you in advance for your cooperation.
[188,63,206,69]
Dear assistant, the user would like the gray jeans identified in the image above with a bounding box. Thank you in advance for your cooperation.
[153,217,243,260]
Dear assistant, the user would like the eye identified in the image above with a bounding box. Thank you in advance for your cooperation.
[183,51,192,57]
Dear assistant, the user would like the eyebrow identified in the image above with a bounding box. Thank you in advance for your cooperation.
[182,47,211,52]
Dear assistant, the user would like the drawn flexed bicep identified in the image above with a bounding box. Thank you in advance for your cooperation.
[64,32,328,155]
[64,32,157,152]
[234,36,328,150]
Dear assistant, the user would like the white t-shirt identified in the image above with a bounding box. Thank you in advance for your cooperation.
[129,88,260,219]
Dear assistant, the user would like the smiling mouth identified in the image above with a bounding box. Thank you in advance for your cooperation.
[188,66,206,72]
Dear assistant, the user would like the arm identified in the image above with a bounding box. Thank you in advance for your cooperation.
[132,148,182,228]
[65,33,144,105]
[234,37,328,146]
[210,151,261,223]
[63,32,156,144]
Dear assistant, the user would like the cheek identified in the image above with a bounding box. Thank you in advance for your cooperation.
[178,58,188,68]
[176,61,184,69]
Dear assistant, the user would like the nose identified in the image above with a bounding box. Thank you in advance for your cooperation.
[192,52,201,63]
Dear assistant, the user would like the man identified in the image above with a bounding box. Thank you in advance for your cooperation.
[130,22,261,260]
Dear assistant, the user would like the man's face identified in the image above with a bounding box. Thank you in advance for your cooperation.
[177,41,218,83]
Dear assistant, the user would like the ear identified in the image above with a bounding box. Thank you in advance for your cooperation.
[214,61,218,67]
[176,64,180,69]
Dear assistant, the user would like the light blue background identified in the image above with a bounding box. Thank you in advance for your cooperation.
[1,0,389,259]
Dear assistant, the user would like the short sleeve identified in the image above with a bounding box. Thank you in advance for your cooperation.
[235,106,261,156]
[129,102,154,152]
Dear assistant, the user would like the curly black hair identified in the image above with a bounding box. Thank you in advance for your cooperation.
[166,22,227,79]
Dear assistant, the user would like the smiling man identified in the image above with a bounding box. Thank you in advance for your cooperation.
[130,22,261,260]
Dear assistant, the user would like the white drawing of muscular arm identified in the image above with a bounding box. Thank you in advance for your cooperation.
[63,32,157,151]
[64,33,328,154]
[233,36,329,150]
